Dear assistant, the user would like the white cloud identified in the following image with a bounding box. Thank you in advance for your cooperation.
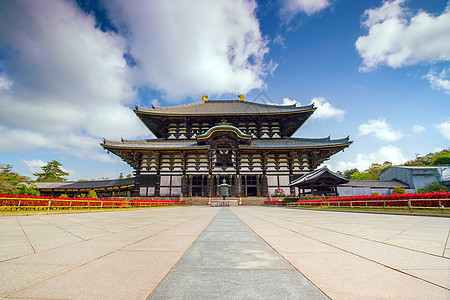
[356,1,450,71]
[358,118,403,141]
[412,124,425,133]
[334,145,407,171]
[282,97,298,105]
[0,76,12,91]
[0,0,149,158]
[310,97,345,120]
[436,120,450,140]
[280,97,345,120]
[423,68,450,95]
[280,0,333,19]
[0,0,274,160]
[361,0,405,28]
[273,33,286,48]
[105,0,274,100]
[21,159,46,176]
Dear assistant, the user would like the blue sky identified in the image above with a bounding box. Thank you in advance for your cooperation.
[0,0,449,180]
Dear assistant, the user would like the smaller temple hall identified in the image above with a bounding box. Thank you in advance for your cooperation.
[101,95,352,197]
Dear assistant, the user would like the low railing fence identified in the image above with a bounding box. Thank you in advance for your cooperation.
[287,198,449,213]
[0,196,186,211]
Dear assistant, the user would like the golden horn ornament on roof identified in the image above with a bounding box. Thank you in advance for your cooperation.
[202,95,208,102]
[238,94,244,101]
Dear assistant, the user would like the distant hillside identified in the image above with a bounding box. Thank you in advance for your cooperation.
[402,148,450,166]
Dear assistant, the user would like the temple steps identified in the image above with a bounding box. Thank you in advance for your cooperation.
[184,197,268,206]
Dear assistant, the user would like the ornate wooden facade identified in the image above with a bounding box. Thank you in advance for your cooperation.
[101,96,352,197]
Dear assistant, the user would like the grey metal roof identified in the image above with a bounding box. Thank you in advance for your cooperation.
[289,166,349,186]
[35,178,135,190]
[102,136,351,150]
[135,100,315,115]
[339,180,409,188]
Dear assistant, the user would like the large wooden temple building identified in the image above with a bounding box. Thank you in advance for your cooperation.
[101,95,352,197]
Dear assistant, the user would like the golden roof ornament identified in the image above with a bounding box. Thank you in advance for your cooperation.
[202,95,208,102]
[238,94,244,101]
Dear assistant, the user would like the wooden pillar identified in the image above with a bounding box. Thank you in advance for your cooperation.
[234,150,241,196]
[155,152,161,197]
[261,151,268,196]
[208,151,213,196]
[256,175,261,196]
[181,152,188,196]
[288,151,295,196]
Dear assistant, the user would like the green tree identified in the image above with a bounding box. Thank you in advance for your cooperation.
[431,153,450,165]
[350,162,393,180]
[33,160,69,181]
[0,164,40,196]
[403,149,449,166]
[337,168,359,179]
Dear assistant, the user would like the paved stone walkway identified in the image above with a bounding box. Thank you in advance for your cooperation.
[232,207,450,300]
[149,208,326,299]
[1,206,449,299]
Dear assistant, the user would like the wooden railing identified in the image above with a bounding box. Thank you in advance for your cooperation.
[0,197,186,211]
[287,198,449,213]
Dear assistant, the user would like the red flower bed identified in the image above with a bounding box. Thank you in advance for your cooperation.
[128,199,186,207]
[0,194,185,209]
[297,191,450,208]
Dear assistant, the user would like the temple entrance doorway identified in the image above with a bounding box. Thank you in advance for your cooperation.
[246,186,257,196]
[242,175,258,196]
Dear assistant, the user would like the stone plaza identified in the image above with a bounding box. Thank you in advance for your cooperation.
[0,207,449,299]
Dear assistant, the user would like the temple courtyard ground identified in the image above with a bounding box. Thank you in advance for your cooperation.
[0,206,448,299]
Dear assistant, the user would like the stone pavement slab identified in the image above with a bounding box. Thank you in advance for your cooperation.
[2,207,217,299]
[149,208,327,299]
[232,207,450,299]
[2,206,449,299]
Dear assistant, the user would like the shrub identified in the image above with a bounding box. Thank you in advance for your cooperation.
[427,181,448,192]
[59,193,68,198]
[87,190,98,199]
[392,187,406,194]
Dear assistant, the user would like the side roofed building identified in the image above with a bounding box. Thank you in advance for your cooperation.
[380,166,450,192]
[101,95,352,197]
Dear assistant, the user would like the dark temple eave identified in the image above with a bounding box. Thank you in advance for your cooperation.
[134,100,316,138]
[100,137,352,152]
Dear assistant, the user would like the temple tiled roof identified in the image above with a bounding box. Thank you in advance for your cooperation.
[35,178,135,190]
[103,138,207,149]
[289,166,349,187]
[135,100,315,116]
[102,136,351,150]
